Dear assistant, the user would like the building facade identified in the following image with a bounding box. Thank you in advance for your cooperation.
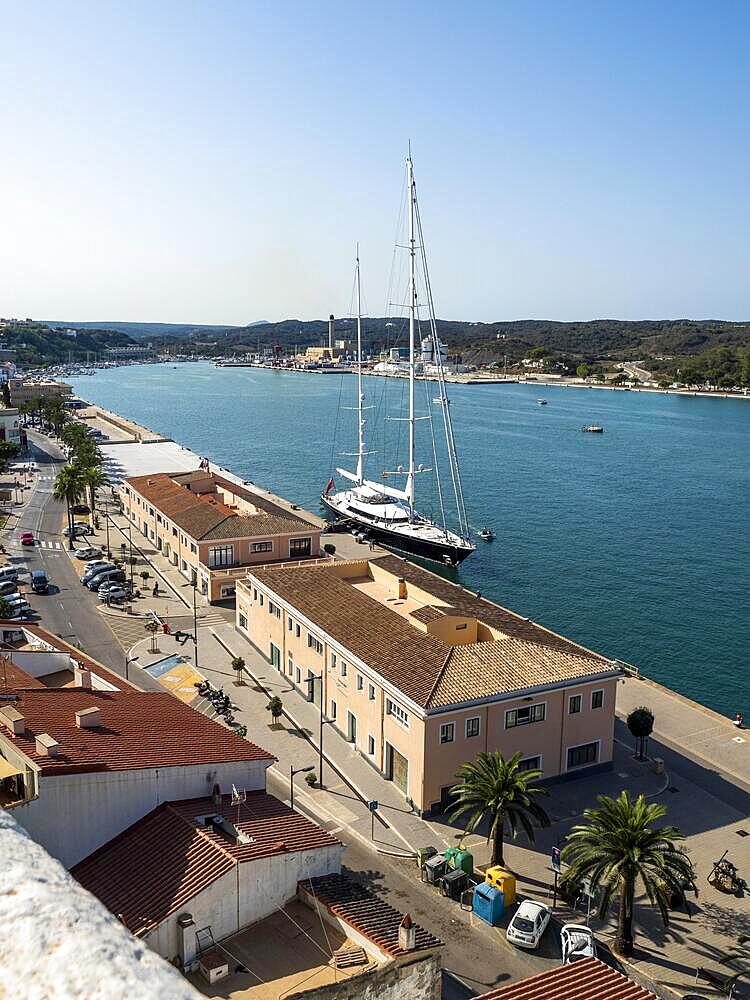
[8,378,72,407]
[236,555,620,815]
[120,469,321,602]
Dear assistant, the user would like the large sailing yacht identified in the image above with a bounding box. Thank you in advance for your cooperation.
[321,155,475,567]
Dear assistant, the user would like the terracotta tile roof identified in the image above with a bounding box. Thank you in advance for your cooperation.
[251,559,616,710]
[0,656,45,692]
[474,958,658,999]
[73,792,340,936]
[125,472,313,541]
[300,874,442,957]
[3,689,273,774]
[252,563,448,707]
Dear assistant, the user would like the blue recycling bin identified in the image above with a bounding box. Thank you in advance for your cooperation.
[472,882,504,926]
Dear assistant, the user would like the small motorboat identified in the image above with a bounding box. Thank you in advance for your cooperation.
[478,527,495,541]
[537,399,548,406]
[581,424,604,433]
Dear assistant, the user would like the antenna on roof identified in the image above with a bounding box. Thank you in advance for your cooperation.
[231,783,246,829]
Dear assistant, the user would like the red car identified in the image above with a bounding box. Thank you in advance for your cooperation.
[20,531,35,546]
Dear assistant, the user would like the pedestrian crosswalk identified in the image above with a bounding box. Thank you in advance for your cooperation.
[199,612,230,628]
[39,540,63,550]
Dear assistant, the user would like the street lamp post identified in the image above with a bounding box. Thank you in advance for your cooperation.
[127,518,133,589]
[192,579,199,670]
[125,653,139,682]
[290,764,314,810]
[105,510,111,558]
[305,672,329,785]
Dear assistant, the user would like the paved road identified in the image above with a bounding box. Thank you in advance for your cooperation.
[2,432,139,680]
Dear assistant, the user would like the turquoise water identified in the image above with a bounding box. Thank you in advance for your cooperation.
[70,363,750,718]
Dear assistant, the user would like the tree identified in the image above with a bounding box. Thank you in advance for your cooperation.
[0,441,21,473]
[627,706,654,761]
[232,723,248,738]
[323,543,336,556]
[232,656,246,685]
[0,596,12,619]
[448,751,550,867]
[144,619,160,652]
[140,570,150,585]
[52,464,85,548]
[727,935,750,989]
[561,791,695,957]
[79,466,109,515]
[266,695,283,727]
[576,363,590,379]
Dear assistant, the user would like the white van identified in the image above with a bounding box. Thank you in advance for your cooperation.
[0,566,20,584]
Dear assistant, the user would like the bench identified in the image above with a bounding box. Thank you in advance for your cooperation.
[695,966,737,997]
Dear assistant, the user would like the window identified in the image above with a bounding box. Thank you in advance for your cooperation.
[567,742,599,769]
[330,653,337,669]
[253,588,258,601]
[172,526,178,537]
[368,734,375,755]
[269,602,281,619]
[440,722,455,744]
[386,698,409,728]
[181,559,187,571]
[356,674,364,691]
[569,694,582,715]
[290,537,312,557]
[287,616,293,631]
[505,704,546,728]
[156,513,162,525]
[295,666,301,683]
[518,755,542,772]
[208,544,234,568]
[252,541,273,553]
[465,716,480,739]
[149,507,154,516]
[330,699,337,720]
[456,623,467,631]
[287,652,293,676]
[340,661,347,678]
[368,683,375,701]
[308,635,323,655]
[592,689,604,710]
[238,613,248,630]
[259,594,264,607]
[295,624,301,638]
[190,542,197,554]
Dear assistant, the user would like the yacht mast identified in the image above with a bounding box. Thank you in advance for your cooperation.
[355,245,365,485]
[406,153,416,514]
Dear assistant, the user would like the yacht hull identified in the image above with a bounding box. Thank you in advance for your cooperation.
[321,495,474,566]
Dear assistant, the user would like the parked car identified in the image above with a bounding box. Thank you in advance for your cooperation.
[0,580,19,596]
[20,531,35,546]
[81,562,115,585]
[560,924,597,964]
[98,584,128,602]
[30,570,49,594]
[63,523,93,539]
[506,900,551,950]
[71,503,91,515]
[0,566,20,584]
[2,595,31,618]
[74,546,102,560]
[86,568,125,590]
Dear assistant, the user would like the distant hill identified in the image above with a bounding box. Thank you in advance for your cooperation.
[0,322,136,367]
[181,316,750,367]
[43,320,254,339]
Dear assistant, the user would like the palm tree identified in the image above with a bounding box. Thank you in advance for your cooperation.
[448,751,550,867]
[52,464,85,548]
[79,466,108,515]
[727,936,750,988]
[561,791,695,957]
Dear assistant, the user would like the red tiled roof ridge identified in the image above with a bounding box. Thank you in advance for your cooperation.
[474,957,658,999]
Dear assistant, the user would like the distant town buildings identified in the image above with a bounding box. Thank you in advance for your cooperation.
[120,468,321,602]
[237,555,620,815]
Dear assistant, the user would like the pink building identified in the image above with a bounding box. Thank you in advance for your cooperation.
[120,469,321,602]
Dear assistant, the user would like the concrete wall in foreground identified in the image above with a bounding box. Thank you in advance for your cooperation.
[0,808,200,1000]
[286,953,442,1000]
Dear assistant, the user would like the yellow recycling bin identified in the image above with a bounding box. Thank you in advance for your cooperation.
[485,866,516,906]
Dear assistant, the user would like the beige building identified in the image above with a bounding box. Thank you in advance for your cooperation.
[121,469,321,602]
[8,378,72,407]
[237,555,621,815]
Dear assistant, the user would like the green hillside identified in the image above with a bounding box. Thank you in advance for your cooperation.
[0,322,136,367]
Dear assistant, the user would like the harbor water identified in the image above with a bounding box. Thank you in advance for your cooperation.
[69,363,750,719]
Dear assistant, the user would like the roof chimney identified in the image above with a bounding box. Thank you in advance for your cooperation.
[35,733,60,757]
[74,666,92,689]
[0,705,25,735]
[212,782,222,808]
[398,578,407,600]
[398,913,416,951]
[75,706,101,729]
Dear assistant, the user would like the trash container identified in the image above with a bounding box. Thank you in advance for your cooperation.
[441,868,468,901]
[485,866,516,906]
[652,757,664,775]
[472,882,505,926]
[453,848,474,876]
[416,846,438,869]
[424,854,447,885]
[443,846,460,869]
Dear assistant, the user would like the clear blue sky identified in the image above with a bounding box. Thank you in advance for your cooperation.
[1,1,748,324]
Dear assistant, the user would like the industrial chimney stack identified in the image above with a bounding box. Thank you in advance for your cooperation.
[328,314,334,353]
